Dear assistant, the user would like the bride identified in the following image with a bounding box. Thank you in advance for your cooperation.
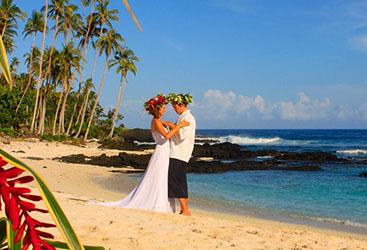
[93,94,189,213]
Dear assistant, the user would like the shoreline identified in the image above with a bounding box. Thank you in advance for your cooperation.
[95,171,367,236]
[1,140,367,249]
[93,173,367,242]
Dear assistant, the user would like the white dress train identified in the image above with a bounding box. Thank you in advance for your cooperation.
[92,130,175,213]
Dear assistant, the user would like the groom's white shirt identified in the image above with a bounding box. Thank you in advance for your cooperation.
[170,109,196,163]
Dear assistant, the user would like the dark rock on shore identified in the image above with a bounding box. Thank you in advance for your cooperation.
[274,151,341,162]
[99,137,154,151]
[193,142,347,164]
[118,128,154,143]
[55,152,323,174]
[55,130,352,173]
[187,159,322,173]
[193,142,244,159]
[26,156,44,160]
[55,152,151,169]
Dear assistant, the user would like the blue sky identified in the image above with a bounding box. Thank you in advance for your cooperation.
[12,0,367,128]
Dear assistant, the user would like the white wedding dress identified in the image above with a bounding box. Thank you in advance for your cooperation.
[92,130,175,213]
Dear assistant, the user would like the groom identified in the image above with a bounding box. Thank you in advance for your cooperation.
[164,93,196,216]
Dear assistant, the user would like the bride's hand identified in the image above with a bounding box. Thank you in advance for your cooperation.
[162,121,170,127]
[163,121,175,129]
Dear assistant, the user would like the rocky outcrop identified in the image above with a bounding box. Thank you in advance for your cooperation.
[55,152,324,173]
[56,130,357,174]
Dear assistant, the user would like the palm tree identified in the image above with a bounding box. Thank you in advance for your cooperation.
[37,47,57,135]
[58,42,81,134]
[57,3,81,45]
[107,48,138,138]
[43,0,68,82]
[74,78,94,138]
[66,8,99,135]
[78,0,96,84]
[84,29,124,140]
[51,42,79,135]
[0,0,26,37]
[16,11,44,114]
[89,0,118,81]
[30,0,48,133]
[9,56,18,73]
[52,49,67,135]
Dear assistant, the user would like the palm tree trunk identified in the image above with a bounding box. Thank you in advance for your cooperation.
[15,35,36,114]
[35,87,43,133]
[74,91,86,128]
[90,22,104,80]
[30,0,48,133]
[59,69,77,134]
[37,78,50,135]
[74,87,90,138]
[79,2,94,84]
[108,75,126,138]
[37,87,45,135]
[84,55,109,140]
[64,29,68,45]
[66,4,95,136]
[44,14,58,81]
[67,41,91,133]
[66,101,77,135]
[1,23,6,37]
[52,80,65,135]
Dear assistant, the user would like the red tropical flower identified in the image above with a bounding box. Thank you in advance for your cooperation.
[0,156,56,249]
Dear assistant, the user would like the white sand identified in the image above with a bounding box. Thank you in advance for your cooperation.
[1,140,367,250]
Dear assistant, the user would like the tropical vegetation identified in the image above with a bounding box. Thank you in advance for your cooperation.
[0,0,141,248]
[0,0,139,140]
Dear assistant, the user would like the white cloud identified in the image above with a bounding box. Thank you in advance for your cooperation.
[237,95,252,113]
[121,90,367,128]
[279,92,331,120]
[194,90,334,122]
[253,95,265,113]
[336,105,354,120]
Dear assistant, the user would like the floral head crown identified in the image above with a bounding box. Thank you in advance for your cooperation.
[144,94,169,112]
[167,93,193,105]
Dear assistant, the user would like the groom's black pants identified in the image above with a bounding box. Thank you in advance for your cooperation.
[168,158,188,198]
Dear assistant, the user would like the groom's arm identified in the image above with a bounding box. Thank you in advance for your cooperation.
[178,117,194,140]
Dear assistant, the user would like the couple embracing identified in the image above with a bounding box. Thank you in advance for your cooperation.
[96,93,196,215]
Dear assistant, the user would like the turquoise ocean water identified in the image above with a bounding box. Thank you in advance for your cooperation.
[131,129,367,233]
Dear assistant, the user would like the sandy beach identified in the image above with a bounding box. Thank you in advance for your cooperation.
[1,139,367,250]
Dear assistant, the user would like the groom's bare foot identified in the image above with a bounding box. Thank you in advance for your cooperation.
[180,210,191,216]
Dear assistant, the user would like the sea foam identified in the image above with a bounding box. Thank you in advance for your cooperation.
[336,149,367,155]
[218,135,282,145]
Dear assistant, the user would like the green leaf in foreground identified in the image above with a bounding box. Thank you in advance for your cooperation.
[0,37,12,88]
[45,240,105,250]
[0,218,13,250]
[0,149,105,250]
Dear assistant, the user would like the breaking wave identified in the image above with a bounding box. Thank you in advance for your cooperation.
[336,149,367,155]
[218,135,282,145]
